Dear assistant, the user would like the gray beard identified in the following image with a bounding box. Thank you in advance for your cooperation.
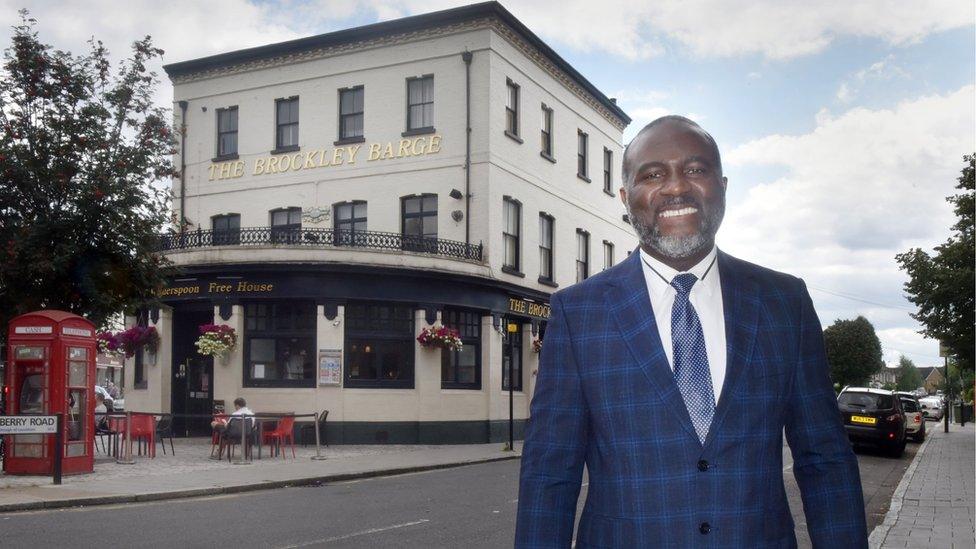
[626,201,724,259]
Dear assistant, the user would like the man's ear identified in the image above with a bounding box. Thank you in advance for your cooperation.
[618,186,628,206]
[721,176,728,190]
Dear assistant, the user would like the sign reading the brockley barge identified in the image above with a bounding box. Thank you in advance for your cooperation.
[508,297,551,320]
[208,135,443,182]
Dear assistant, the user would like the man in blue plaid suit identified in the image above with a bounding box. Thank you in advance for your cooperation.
[516,116,867,548]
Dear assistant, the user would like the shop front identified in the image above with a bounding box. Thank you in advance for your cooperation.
[125,263,549,444]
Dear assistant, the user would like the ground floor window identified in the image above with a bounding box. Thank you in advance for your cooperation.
[502,320,522,391]
[344,302,415,388]
[441,309,481,389]
[244,301,316,388]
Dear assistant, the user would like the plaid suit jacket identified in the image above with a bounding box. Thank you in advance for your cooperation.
[515,250,867,548]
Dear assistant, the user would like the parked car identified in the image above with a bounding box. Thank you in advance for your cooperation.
[837,387,907,457]
[896,392,926,442]
[919,396,944,421]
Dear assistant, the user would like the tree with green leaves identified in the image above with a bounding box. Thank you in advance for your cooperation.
[895,355,923,392]
[823,315,884,388]
[896,154,975,373]
[0,11,174,338]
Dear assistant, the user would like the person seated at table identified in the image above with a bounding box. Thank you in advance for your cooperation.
[94,393,109,431]
[211,397,254,437]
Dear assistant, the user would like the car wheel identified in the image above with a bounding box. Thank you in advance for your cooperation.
[912,429,925,443]
[888,439,906,458]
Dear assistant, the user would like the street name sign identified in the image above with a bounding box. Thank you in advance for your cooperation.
[0,415,58,434]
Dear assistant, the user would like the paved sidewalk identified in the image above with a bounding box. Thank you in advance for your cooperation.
[870,422,975,549]
[0,438,521,513]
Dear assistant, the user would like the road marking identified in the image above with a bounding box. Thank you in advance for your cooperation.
[279,519,430,547]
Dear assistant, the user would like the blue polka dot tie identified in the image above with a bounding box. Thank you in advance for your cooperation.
[671,273,715,445]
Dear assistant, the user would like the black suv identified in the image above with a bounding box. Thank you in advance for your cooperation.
[837,387,907,457]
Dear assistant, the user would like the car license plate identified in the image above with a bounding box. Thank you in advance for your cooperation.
[850,415,877,425]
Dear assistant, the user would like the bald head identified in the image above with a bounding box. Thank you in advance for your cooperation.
[622,116,722,189]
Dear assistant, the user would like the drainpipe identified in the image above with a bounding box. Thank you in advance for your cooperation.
[461,50,473,248]
[178,100,188,233]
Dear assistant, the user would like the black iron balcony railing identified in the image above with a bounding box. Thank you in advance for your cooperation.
[158,227,483,262]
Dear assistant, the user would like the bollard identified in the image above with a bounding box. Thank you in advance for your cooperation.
[116,411,134,465]
[311,412,327,461]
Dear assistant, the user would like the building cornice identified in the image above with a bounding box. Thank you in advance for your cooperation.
[163,2,630,131]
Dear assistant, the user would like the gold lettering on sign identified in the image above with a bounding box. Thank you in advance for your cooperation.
[368,143,382,161]
[303,152,317,169]
[397,139,411,158]
[411,137,426,156]
[428,135,442,154]
[253,157,266,175]
[381,142,394,160]
[347,145,361,164]
[209,160,247,181]
[332,148,344,166]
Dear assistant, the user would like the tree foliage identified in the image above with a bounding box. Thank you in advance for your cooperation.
[824,315,884,388]
[896,154,975,372]
[895,355,923,392]
[0,11,174,336]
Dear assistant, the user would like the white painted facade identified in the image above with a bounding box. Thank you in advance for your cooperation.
[124,4,634,443]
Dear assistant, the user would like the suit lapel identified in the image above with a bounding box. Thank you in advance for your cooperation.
[606,251,700,443]
[703,251,760,449]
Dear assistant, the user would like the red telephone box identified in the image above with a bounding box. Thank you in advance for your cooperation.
[4,310,96,475]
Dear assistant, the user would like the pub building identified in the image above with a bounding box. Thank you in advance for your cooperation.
[123,2,635,444]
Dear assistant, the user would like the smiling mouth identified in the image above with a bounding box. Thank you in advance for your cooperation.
[658,206,699,219]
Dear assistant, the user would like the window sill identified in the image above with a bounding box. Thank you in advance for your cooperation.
[441,384,483,391]
[538,277,559,288]
[402,127,436,137]
[243,380,316,389]
[212,153,239,162]
[504,130,523,144]
[539,151,556,164]
[271,145,301,155]
[501,265,525,278]
[133,382,148,390]
[343,381,417,390]
[334,136,366,146]
[577,174,591,183]
[603,189,616,197]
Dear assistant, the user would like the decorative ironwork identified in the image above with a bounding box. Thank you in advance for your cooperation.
[158,227,483,262]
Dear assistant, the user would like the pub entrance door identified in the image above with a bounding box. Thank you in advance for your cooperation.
[171,309,214,437]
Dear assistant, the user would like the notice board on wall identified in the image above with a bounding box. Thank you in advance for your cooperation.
[318,349,341,386]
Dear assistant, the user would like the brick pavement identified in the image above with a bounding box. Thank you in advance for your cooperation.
[871,422,975,549]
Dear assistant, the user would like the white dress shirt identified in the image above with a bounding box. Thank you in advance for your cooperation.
[639,246,727,402]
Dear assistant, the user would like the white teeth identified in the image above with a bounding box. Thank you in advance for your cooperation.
[659,207,698,218]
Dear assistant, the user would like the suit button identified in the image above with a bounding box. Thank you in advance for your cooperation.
[699,522,711,534]
[697,459,709,471]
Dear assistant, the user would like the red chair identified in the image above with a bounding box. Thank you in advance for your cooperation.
[123,414,156,458]
[264,416,296,458]
[210,414,228,458]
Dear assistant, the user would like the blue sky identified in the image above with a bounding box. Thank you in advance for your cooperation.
[2,0,973,369]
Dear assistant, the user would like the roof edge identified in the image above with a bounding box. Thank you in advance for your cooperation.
[162,1,630,126]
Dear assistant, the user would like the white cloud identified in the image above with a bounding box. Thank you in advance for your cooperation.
[722,85,975,367]
[343,0,975,61]
[836,55,910,103]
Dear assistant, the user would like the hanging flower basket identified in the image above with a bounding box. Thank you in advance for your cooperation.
[532,338,543,354]
[417,324,463,352]
[116,326,160,358]
[195,324,237,358]
[96,331,123,357]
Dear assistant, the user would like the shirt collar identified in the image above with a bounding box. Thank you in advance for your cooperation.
[639,246,719,299]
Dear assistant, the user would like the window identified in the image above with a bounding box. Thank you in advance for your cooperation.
[270,207,301,244]
[540,104,553,159]
[505,79,520,139]
[441,309,482,389]
[401,194,437,252]
[603,240,614,270]
[344,302,415,389]
[212,214,241,246]
[539,214,554,282]
[503,198,521,272]
[275,97,299,151]
[502,321,522,391]
[577,130,589,179]
[576,229,589,283]
[338,86,364,142]
[244,302,316,388]
[406,76,434,132]
[334,201,367,246]
[603,147,613,194]
[216,106,238,158]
